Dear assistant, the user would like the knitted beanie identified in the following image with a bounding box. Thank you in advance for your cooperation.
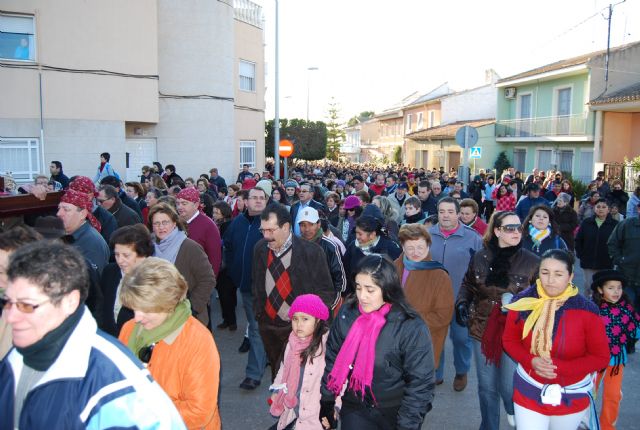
[284,179,299,189]
[256,179,273,196]
[288,294,329,321]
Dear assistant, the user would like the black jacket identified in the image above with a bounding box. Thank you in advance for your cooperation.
[99,263,133,336]
[119,190,143,219]
[321,303,435,430]
[575,215,618,270]
[420,196,438,217]
[553,206,579,251]
[109,199,142,228]
[343,236,402,294]
[312,236,346,307]
[93,205,118,244]
[290,199,326,225]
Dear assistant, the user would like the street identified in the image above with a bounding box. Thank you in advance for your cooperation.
[213,263,640,429]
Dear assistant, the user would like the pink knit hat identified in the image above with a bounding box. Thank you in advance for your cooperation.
[288,294,329,321]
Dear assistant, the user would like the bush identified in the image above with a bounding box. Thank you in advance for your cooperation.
[494,151,511,175]
[572,180,588,202]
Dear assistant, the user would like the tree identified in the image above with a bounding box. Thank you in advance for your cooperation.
[326,98,345,161]
[494,151,511,176]
[393,146,403,164]
[347,111,375,127]
[265,119,327,160]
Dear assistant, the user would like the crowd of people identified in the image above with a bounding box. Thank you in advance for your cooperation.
[1,154,640,429]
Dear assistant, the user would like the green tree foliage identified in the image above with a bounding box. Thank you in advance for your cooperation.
[326,98,345,161]
[494,151,511,175]
[265,119,328,160]
[393,146,403,164]
[347,111,375,127]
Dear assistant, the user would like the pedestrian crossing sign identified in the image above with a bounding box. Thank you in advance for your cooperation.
[470,147,482,159]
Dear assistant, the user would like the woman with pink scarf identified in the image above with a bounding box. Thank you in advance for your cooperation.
[320,255,435,430]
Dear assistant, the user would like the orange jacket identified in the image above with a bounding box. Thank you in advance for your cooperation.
[119,316,221,430]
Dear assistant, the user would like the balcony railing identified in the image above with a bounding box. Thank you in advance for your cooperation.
[496,113,588,138]
[234,0,263,29]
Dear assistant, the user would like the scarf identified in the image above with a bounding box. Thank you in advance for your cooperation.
[404,211,425,224]
[402,255,445,272]
[127,299,191,358]
[528,225,550,252]
[17,305,84,371]
[481,243,521,366]
[326,303,391,401]
[99,161,106,173]
[153,228,187,264]
[269,331,312,416]
[309,227,324,243]
[355,236,380,255]
[505,279,578,359]
[598,299,640,375]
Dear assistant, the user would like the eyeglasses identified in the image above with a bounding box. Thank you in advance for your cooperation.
[0,297,51,314]
[152,220,173,227]
[499,224,523,233]
[248,196,267,200]
[259,227,280,234]
[138,343,156,364]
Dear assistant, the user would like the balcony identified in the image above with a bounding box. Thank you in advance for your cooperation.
[234,0,264,29]
[496,113,592,141]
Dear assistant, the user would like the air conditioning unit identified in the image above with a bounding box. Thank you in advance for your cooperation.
[504,87,517,99]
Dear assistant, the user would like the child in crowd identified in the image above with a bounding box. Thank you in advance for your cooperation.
[401,196,427,225]
[591,270,640,430]
[269,294,338,430]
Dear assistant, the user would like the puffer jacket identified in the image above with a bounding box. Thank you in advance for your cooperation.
[321,303,435,430]
[575,215,618,270]
[457,247,539,341]
[522,232,567,257]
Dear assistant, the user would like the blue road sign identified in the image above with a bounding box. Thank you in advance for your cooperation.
[470,146,482,159]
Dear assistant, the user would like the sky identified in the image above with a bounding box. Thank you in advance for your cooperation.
[254,0,640,123]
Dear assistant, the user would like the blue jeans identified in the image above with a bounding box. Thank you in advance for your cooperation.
[241,291,267,381]
[435,318,472,381]
[472,339,516,430]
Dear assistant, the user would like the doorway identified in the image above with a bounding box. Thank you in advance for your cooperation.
[125,138,157,182]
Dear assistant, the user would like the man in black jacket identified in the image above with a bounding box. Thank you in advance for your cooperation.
[297,207,345,308]
[100,175,143,219]
[290,182,325,237]
[253,204,335,380]
[49,161,70,189]
[98,185,142,228]
[417,180,438,216]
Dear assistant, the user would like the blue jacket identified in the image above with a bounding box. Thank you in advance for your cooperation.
[0,307,185,430]
[429,224,483,296]
[223,212,263,293]
[515,196,550,221]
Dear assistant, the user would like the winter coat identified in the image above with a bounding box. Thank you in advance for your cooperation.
[578,200,596,222]
[492,188,516,212]
[119,316,221,430]
[607,189,629,215]
[515,196,549,221]
[627,193,639,218]
[521,232,567,257]
[607,216,640,287]
[394,254,453,363]
[223,212,263,293]
[312,236,347,308]
[0,308,185,430]
[457,247,539,340]
[574,215,618,270]
[343,236,402,293]
[273,333,340,430]
[321,303,435,430]
[503,287,609,415]
[553,206,579,251]
[428,224,483,296]
[174,238,217,327]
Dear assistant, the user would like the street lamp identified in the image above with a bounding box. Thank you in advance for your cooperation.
[274,0,280,180]
[306,66,319,122]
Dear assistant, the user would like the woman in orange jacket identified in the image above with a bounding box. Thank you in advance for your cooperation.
[118,257,221,430]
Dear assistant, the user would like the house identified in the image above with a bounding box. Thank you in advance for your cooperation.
[406,71,499,173]
[495,42,640,183]
[0,0,265,183]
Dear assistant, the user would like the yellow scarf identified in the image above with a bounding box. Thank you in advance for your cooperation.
[504,279,578,358]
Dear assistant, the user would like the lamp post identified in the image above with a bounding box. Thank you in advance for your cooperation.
[273,0,280,180]
[306,66,319,122]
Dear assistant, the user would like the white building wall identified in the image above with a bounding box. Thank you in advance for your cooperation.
[155,0,235,180]
[441,84,497,124]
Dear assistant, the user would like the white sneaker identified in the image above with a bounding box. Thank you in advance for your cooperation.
[507,414,516,427]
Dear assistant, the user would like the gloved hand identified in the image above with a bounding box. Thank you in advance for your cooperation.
[319,400,337,429]
[455,301,469,327]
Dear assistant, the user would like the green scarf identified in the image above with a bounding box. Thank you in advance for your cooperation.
[127,299,191,357]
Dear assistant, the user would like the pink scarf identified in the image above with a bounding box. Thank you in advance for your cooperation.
[326,303,392,401]
[270,331,312,416]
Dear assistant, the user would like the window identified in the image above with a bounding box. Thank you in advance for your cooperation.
[513,148,526,172]
[417,112,424,130]
[558,149,573,174]
[517,93,532,137]
[405,114,413,134]
[578,150,594,183]
[0,13,35,61]
[536,149,552,172]
[239,140,256,168]
[428,110,436,128]
[555,87,572,135]
[239,60,256,92]
[0,138,42,182]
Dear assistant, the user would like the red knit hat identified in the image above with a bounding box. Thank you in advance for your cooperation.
[61,189,102,232]
[288,294,329,321]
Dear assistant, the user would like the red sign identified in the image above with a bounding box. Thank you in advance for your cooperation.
[279,139,294,158]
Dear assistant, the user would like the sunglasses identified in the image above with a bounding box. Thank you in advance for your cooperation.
[138,343,156,364]
[0,297,50,314]
[499,224,523,233]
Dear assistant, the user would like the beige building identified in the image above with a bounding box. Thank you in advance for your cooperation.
[0,0,265,184]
